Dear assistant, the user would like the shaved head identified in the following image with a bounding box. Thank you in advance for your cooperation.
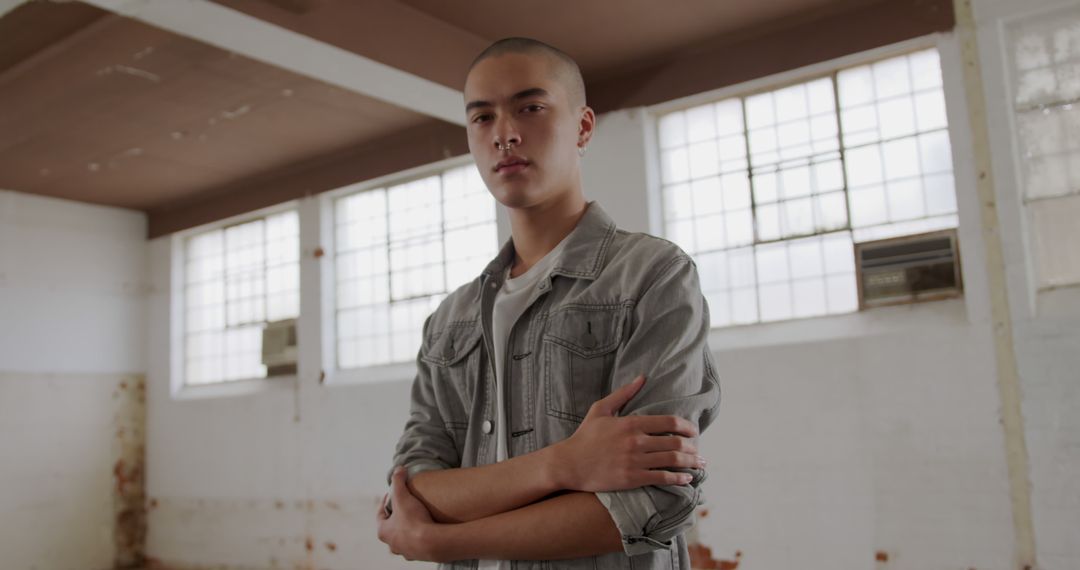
[468,37,587,108]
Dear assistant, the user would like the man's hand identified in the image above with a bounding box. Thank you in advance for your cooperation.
[551,375,705,492]
[376,466,441,562]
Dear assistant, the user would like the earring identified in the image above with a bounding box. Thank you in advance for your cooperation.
[577,146,587,157]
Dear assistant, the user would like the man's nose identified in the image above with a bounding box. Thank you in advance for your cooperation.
[493,115,521,149]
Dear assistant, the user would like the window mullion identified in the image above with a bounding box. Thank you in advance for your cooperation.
[831,72,855,234]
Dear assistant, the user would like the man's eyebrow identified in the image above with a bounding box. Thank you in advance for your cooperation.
[465,87,551,112]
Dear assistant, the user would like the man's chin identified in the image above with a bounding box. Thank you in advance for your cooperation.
[489,185,544,210]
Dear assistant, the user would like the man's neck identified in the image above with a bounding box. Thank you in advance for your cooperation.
[507,192,588,279]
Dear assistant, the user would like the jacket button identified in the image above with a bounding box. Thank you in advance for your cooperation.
[482,420,493,434]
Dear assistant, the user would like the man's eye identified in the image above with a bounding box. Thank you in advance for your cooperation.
[472,115,492,123]
[523,105,544,113]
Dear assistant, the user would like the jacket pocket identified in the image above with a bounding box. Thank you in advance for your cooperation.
[542,305,626,423]
[421,322,484,436]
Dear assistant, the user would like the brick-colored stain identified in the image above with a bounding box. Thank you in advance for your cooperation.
[687,544,741,570]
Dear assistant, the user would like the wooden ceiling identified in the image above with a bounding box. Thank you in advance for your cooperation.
[0,0,954,237]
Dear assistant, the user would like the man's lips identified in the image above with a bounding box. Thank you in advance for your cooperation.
[495,157,530,172]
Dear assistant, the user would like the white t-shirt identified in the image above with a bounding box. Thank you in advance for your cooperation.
[478,236,569,569]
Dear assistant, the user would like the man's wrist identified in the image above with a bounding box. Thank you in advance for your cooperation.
[539,440,569,491]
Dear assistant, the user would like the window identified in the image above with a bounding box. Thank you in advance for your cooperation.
[334,164,497,369]
[183,210,300,385]
[1008,7,1080,288]
[657,48,957,327]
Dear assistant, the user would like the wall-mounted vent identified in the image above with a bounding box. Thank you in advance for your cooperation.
[262,318,298,376]
[855,229,962,309]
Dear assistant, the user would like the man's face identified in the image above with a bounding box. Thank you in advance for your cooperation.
[464,53,589,209]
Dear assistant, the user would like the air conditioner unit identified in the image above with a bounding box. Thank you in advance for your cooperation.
[855,229,963,309]
[262,318,298,376]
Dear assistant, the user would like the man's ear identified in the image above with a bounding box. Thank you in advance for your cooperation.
[578,105,597,146]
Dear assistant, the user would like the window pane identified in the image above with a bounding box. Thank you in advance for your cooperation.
[335,165,497,370]
[658,48,955,329]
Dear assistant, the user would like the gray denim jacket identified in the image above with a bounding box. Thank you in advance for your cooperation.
[389,201,722,569]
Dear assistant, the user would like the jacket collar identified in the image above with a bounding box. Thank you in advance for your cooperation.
[481,200,617,285]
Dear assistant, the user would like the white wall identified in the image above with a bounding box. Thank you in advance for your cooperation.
[140,10,1078,570]
[0,190,148,570]
[972,1,1080,568]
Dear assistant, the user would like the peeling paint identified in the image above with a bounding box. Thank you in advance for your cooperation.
[220,104,251,120]
[96,64,161,83]
[113,374,146,569]
[687,544,741,570]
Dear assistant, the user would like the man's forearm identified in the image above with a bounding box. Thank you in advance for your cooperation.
[407,443,565,523]
[426,491,624,562]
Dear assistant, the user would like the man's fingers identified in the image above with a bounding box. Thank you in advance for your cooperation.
[631,415,699,438]
[639,450,705,470]
[590,375,645,417]
[636,469,694,487]
[390,466,408,501]
[639,434,698,454]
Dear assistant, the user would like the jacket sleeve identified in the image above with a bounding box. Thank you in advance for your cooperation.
[594,254,722,556]
[386,312,462,488]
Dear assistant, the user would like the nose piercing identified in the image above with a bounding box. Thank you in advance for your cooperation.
[496,140,515,151]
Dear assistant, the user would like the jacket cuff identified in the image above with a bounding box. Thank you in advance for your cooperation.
[595,488,675,556]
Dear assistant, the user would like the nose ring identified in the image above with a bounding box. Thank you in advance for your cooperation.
[496,140,515,151]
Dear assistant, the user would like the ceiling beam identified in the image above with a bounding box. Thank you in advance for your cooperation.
[0,0,26,19]
[82,0,465,126]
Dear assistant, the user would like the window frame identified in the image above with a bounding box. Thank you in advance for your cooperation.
[646,33,960,330]
[169,200,302,399]
[318,154,495,385]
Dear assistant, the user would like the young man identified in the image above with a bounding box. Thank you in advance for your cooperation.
[376,38,721,569]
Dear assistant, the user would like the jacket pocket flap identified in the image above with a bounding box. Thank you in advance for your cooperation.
[421,323,483,367]
[542,306,625,358]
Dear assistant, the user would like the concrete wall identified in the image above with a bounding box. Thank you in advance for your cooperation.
[0,190,148,570]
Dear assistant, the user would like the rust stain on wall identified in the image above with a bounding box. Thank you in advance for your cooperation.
[688,544,741,570]
[325,541,337,552]
[113,375,147,569]
[876,550,889,562]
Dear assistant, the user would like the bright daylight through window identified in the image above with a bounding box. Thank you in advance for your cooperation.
[183,210,300,385]
[658,48,957,326]
[334,164,497,369]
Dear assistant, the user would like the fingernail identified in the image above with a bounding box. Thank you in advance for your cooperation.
[681,474,693,483]
[698,456,707,467]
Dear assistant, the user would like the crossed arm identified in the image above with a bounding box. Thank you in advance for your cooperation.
[376,376,703,563]
[377,256,721,563]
